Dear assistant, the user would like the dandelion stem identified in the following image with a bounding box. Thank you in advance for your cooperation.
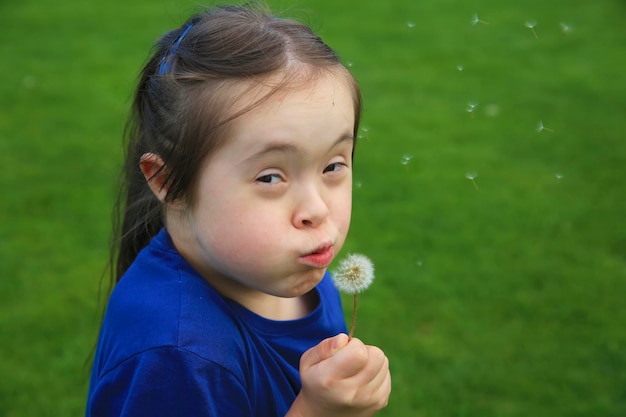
[349,293,358,341]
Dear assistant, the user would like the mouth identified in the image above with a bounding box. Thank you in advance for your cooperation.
[300,243,334,268]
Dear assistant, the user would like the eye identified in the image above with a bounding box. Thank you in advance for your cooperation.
[323,162,348,173]
[256,173,283,184]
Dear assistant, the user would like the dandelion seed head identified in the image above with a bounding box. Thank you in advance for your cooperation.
[333,253,375,294]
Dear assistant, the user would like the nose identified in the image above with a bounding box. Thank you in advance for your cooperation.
[292,182,329,228]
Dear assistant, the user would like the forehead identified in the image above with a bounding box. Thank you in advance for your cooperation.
[226,67,357,122]
[225,69,355,134]
[207,70,355,162]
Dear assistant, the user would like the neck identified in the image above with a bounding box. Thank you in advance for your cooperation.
[243,291,318,320]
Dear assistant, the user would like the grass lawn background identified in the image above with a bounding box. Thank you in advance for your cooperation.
[1,0,624,415]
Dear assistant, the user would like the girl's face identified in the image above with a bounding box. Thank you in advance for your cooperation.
[169,71,355,315]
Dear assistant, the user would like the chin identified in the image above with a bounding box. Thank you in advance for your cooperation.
[285,270,325,297]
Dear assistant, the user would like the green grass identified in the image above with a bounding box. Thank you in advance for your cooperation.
[1,0,625,415]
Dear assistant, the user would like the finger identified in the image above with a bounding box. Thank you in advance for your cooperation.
[351,346,388,391]
[300,333,349,373]
[367,368,392,411]
[367,352,390,394]
[352,355,391,409]
[363,346,388,384]
[328,337,370,379]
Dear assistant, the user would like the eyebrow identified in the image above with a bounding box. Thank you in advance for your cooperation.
[243,134,354,163]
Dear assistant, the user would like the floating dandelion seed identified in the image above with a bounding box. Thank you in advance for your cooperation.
[525,21,539,38]
[465,172,479,189]
[560,22,573,33]
[358,126,370,140]
[555,173,564,180]
[407,22,416,28]
[457,64,464,71]
[471,13,489,25]
[333,254,375,340]
[466,102,478,118]
[536,120,554,133]
[401,154,414,166]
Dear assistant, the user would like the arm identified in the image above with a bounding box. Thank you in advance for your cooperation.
[286,334,391,417]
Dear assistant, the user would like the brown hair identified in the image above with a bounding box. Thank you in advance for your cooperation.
[112,3,362,282]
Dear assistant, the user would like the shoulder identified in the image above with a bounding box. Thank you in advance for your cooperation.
[93,230,248,381]
[87,346,253,417]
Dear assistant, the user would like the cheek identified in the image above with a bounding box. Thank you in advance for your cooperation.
[332,187,353,235]
[202,202,278,263]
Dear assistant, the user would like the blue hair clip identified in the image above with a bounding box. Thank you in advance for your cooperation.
[158,22,195,75]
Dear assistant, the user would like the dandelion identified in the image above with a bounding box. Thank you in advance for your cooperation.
[560,22,573,33]
[536,120,554,133]
[555,173,564,180]
[457,64,464,71]
[333,254,375,340]
[525,20,539,38]
[465,171,479,189]
[471,13,489,26]
[407,22,416,28]
[401,154,414,166]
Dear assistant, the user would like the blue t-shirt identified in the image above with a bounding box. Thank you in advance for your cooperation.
[87,228,347,416]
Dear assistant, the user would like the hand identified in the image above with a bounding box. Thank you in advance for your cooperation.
[287,333,391,417]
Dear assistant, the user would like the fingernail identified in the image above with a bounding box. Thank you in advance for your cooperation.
[332,333,346,350]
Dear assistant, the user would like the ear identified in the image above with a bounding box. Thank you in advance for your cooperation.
[139,153,169,202]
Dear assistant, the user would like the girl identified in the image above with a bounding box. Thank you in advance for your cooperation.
[87,4,391,417]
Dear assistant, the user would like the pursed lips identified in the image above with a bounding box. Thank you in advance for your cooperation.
[300,242,334,267]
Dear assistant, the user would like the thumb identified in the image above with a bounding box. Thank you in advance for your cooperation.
[300,333,349,373]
